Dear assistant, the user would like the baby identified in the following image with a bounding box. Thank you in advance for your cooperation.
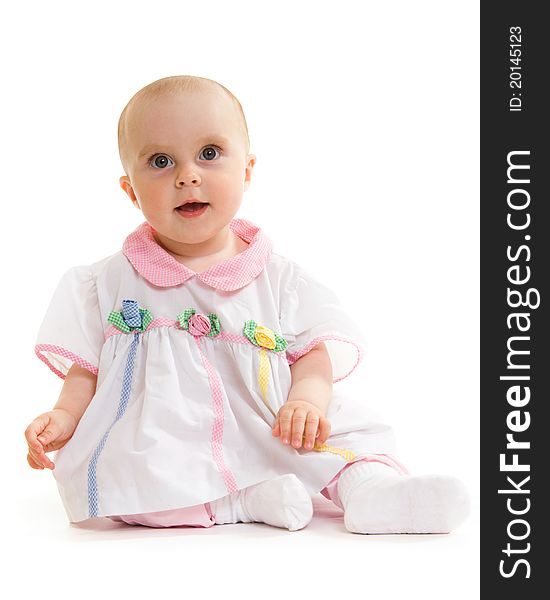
[25,75,470,534]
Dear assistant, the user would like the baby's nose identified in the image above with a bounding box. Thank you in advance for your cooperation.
[177,176,200,186]
[176,168,201,187]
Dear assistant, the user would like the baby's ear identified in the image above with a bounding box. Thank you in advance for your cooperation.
[119,176,140,209]
[244,154,256,191]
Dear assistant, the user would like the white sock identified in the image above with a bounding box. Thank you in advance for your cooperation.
[210,489,254,525]
[211,474,313,531]
[337,461,470,534]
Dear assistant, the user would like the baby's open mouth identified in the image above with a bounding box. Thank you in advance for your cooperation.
[176,202,209,213]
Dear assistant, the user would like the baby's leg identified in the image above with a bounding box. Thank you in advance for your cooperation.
[325,456,470,534]
[210,473,313,531]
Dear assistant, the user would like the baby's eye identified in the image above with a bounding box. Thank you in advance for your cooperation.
[149,154,174,169]
[200,146,220,161]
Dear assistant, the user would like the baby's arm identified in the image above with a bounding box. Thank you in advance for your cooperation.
[272,342,333,450]
[25,364,97,470]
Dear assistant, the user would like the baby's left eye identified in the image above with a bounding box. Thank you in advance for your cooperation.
[200,146,220,161]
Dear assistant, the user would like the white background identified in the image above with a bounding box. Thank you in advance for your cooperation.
[2,1,479,598]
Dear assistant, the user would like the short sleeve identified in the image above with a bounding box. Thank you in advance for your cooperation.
[280,263,366,382]
[34,266,104,379]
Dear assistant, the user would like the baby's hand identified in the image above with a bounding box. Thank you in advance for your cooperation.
[24,409,78,470]
[272,400,331,450]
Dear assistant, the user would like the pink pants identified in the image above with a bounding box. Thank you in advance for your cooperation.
[108,453,408,528]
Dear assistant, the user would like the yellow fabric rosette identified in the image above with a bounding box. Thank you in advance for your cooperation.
[254,325,277,349]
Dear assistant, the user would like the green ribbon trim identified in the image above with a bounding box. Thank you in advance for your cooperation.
[177,308,196,331]
[107,308,153,333]
[207,313,221,337]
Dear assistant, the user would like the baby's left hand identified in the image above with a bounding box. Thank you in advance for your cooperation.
[272,400,331,450]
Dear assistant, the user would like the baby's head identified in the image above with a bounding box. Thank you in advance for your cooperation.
[118,75,256,248]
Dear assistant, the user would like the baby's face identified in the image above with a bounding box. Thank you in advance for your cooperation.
[120,89,255,248]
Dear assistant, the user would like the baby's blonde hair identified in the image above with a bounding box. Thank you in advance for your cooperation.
[118,75,250,173]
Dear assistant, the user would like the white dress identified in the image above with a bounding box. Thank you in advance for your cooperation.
[35,218,400,523]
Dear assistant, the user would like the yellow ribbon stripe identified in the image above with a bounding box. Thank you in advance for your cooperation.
[258,348,273,413]
[311,442,356,462]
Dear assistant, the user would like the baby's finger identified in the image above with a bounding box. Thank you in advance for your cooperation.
[278,408,293,444]
[317,417,332,445]
[291,409,308,448]
[31,440,55,467]
[40,450,55,469]
[272,418,280,437]
[36,420,63,449]
[27,452,44,470]
[27,434,46,460]
[303,414,319,449]
[27,444,54,470]
[24,415,49,447]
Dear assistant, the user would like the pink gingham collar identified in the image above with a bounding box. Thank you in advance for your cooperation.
[122,218,273,290]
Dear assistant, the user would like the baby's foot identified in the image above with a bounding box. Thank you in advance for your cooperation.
[338,461,470,534]
[241,473,313,531]
[213,474,313,530]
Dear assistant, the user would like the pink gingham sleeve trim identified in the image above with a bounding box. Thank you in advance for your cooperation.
[122,218,273,290]
[286,335,363,383]
[35,344,99,380]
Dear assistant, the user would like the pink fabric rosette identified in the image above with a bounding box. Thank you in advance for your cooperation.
[188,313,212,337]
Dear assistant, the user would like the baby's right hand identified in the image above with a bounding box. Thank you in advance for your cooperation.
[24,409,78,470]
